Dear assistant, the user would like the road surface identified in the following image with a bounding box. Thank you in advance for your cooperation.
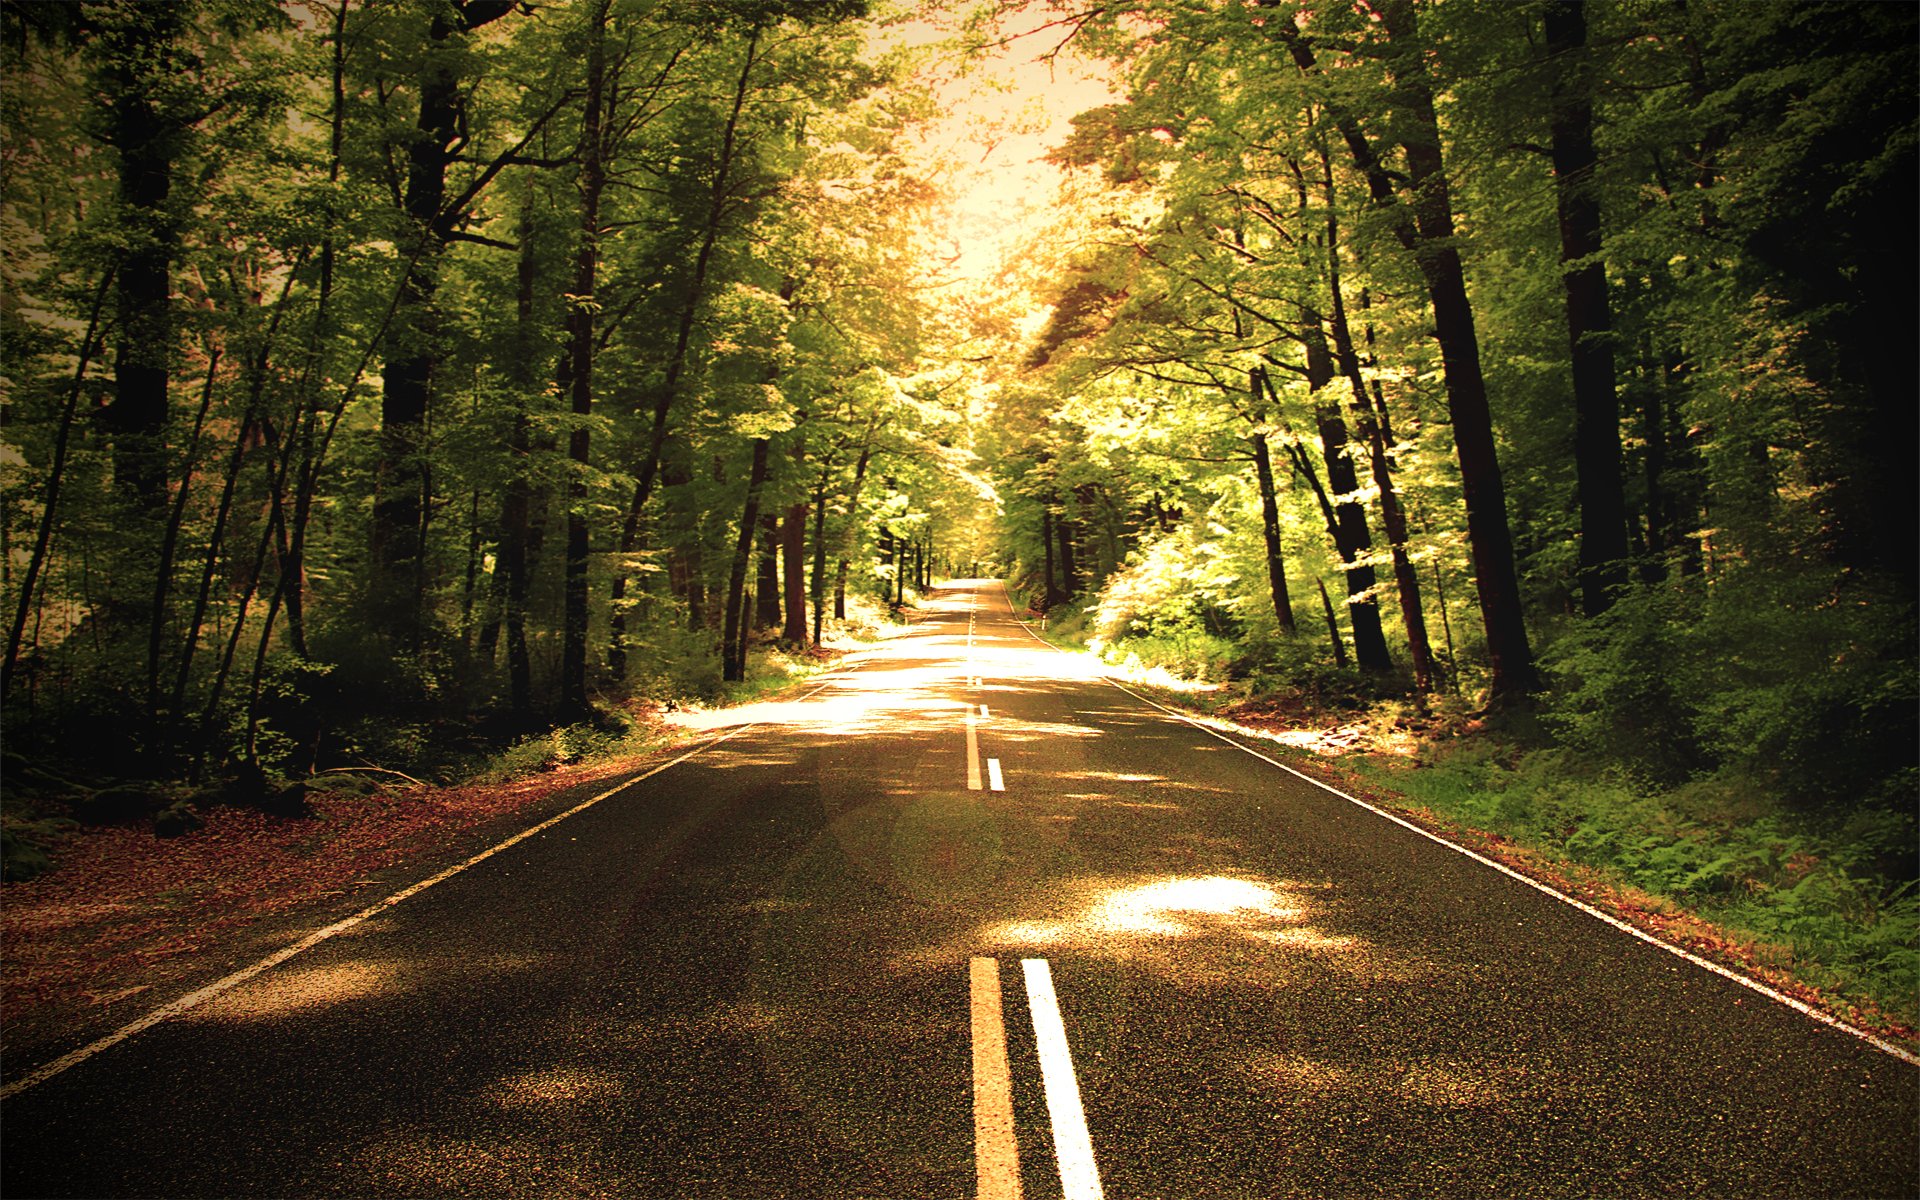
[4,580,1915,1197]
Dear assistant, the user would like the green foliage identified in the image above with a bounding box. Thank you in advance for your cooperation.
[1360,743,1919,1022]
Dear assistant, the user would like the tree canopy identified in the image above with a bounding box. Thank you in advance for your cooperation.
[2,0,1912,847]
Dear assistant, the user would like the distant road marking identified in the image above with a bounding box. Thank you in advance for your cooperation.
[980,704,990,718]
[966,710,983,791]
[987,758,1006,792]
[1023,959,1104,1200]
[970,958,1023,1200]
[995,580,1920,1069]
[0,678,846,1103]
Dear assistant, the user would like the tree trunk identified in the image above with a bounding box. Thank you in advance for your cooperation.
[832,436,875,619]
[1377,0,1537,697]
[1283,4,1538,699]
[1546,0,1628,617]
[1054,499,1077,602]
[811,479,828,644]
[612,25,763,628]
[369,0,517,648]
[146,350,222,729]
[722,438,772,681]
[485,202,544,714]
[1040,504,1058,608]
[1316,577,1350,669]
[1265,346,1391,670]
[781,501,808,644]
[1249,427,1297,634]
[560,2,608,717]
[755,514,781,631]
[99,4,185,513]
[1321,177,1433,689]
[4,271,113,699]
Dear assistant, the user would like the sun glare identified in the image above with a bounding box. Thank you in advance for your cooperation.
[871,5,1118,285]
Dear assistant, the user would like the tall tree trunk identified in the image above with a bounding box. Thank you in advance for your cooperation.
[723,440,772,681]
[1320,175,1433,689]
[811,478,829,644]
[1316,577,1350,669]
[1054,499,1077,602]
[833,436,875,619]
[146,349,222,731]
[755,514,781,630]
[610,24,763,643]
[1271,340,1392,670]
[486,202,545,714]
[1546,0,1628,617]
[99,4,185,513]
[781,501,808,644]
[4,271,113,699]
[1040,505,1058,608]
[560,1,608,717]
[1249,427,1297,634]
[1376,0,1536,696]
[370,0,517,648]
[1282,4,1538,699]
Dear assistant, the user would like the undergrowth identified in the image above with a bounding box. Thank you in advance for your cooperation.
[1351,743,1919,1028]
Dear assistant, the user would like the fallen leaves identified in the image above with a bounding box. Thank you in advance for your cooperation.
[0,750,665,1061]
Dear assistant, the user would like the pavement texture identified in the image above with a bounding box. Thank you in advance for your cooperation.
[3,580,1915,1198]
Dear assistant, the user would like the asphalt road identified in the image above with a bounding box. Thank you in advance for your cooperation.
[4,580,1915,1198]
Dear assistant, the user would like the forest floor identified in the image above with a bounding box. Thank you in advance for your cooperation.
[0,631,890,1075]
[0,732,695,1071]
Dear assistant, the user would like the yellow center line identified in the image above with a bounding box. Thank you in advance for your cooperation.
[970,957,1023,1199]
[966,710,983,791]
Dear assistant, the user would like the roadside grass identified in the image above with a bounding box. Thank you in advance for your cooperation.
[1349,744,1919,1036]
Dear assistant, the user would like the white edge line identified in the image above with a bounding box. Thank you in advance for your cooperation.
[997,582,1920,1068]
[0,677,845,1103]
[1021,958,1104,1200]
[987,758,1006,792]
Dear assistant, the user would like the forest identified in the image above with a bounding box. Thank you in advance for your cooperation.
[2,2,1915,1026]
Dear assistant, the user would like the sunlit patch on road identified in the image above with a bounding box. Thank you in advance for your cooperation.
[488,1064,624,1107]
[981,875,1326,948]
[183,960,399,1022]
[1244,1050,1529,1111]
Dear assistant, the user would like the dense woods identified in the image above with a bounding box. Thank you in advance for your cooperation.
[2,0,1914,1016]
[3,0,990,797]
[986,0,1915,813]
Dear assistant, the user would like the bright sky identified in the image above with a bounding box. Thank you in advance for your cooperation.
[874,5,1118,284]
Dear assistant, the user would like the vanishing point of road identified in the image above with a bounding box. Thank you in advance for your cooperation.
[4,580,1915,1197]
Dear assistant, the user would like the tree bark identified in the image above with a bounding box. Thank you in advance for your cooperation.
[781,501,808,644]
[1316,577,1350,669]
[4,271,113,699]
[1249,427,1297,634]
[370,0,516,647]
[754,514,781,631]
[560,0,608,717]
[810,479,828,644]
[98,3,185,513]
[1053,499,1077,602]
[1321,173,1433,689]
[1040,504,1058,608]
[1269,343,1391,670]
[723,440,772,681]
[611,24,763,637]
[1546,0,1629,617]
[1282,3,1538,699]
